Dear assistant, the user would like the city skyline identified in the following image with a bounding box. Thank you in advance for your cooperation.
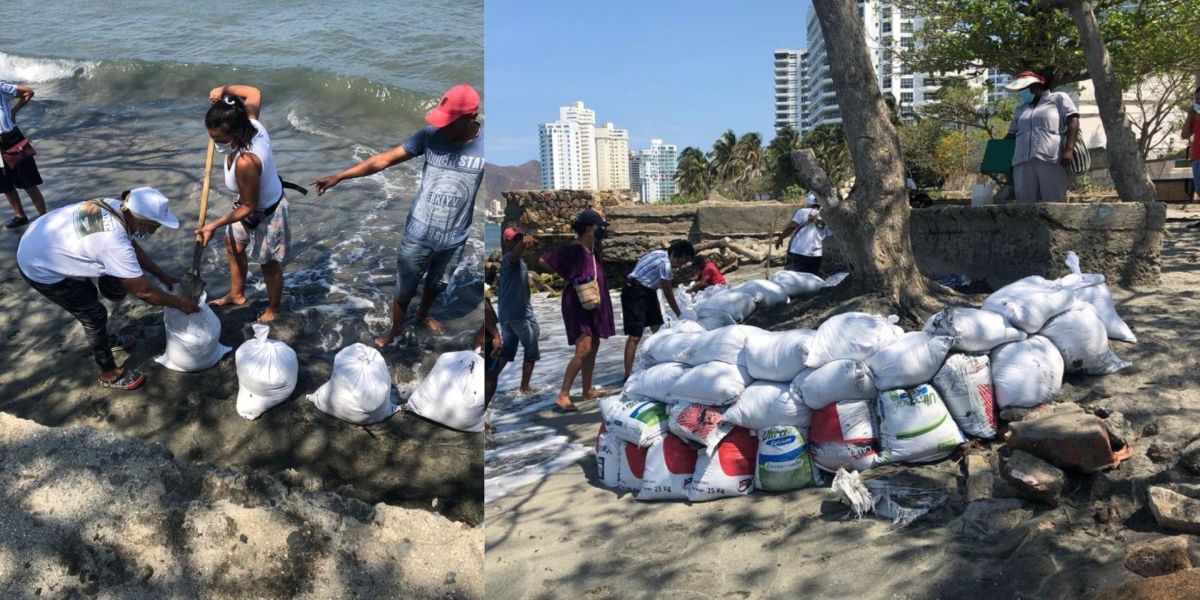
[485,0,811,166]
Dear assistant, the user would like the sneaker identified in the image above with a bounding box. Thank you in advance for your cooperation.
[3,216,29,229]
[110,334,138,352]
[98,368,146,390]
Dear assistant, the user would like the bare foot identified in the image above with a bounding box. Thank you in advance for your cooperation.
[256,308,280,323]
[555,394,578,412]
[420,315,446,335]
[209,292,247,307]
[518,387,534,395]
[374,329,402,348]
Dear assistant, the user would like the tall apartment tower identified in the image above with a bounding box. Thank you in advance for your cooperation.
[559,101,598,190]
[538,121,583,190]
[773,49,805,133]
[636,139,678,204]
[593,122,631,191]
[628,150,642,202]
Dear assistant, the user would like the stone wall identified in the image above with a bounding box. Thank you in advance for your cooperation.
[500,190,1165,288]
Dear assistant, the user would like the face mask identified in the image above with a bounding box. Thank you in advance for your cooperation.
[1193,103,1200,113]
[1019,89,1034,105]
[214,141,236,154]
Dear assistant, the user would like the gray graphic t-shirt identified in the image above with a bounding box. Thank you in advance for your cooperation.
[402,125,484,251]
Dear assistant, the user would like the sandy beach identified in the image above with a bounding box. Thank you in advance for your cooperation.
[485,211,1200,599]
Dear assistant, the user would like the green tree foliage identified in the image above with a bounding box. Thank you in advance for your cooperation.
[674,146,712,197]
[766,126,804,197]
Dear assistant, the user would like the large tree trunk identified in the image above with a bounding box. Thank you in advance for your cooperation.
[1046,0,1157,201]
[802,0,943,316]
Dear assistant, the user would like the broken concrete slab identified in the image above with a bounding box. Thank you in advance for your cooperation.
[964,453,994,503]
[1125,537,1194,577]
[1149,485,1200,535]
[1094,567,1200,600]
[1001,450,1066,506]
[950,498,1033,542]
[1007,407,1128,473]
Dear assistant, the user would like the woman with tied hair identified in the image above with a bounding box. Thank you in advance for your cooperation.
[196,84,291,322]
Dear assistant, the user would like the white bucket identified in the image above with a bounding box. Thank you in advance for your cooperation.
[971,184,994,207]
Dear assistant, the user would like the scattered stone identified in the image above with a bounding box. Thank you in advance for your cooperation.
[1143,422,1160,437]
[1094,567,1200,600]
[1179,439,1200,476]
[1125,537,1194,577]
[1148,443,1177,464]
[950,499,1033,542]
[1102,411,1137,453]
[1001,451,1065,506]
[964,453,994,503]
[1007,406,1128,473]
[1149,485,1200,534]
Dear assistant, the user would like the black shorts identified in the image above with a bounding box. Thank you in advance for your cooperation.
[0,127,43,193]
[621,280,663,337]
[787,252,822,275]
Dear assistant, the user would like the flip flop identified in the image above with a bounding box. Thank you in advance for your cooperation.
[3,216,29,229]
[98,368,146,390]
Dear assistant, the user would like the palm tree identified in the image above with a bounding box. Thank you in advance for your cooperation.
[675,146,711,197]
[708,129,738,183]
[727,132,765,197]
[766,126,801,196]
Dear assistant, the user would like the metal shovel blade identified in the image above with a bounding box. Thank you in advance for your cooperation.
[178,242,206,300]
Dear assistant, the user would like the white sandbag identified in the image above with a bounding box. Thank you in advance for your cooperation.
[688,426,757,502]
[638,330,702,366]
[990,336,1064,408]
[809,400,881,473]
[659,288,699,324]
[1038,301,1132,375]
[596,424,647,491]
[932,354,997,439]
[406,350,485,431]
[156,292,231,373]
[669,320,708,334]
[804,312,904,367]
[623,362,689,403]
[668,402,734,450]
[756,425,821,492]
[697,313,736,331]
[923,307,1027,353]
[741,328,814,382]
[667,361,753,405]
[722,381,811,431]
[599,395,669,447]
[677,325,756,366]
[733,279,791,308]
[876,384,965,464]
[234,324,298,420]
[695,290,758,323]
[308,343,398,425]
[1059,251,1135,343]
[770,270,848,297]
[635,434,698,501]
[865,332,954,391]
[793,360,876,410]
[692,284,727,302]
[981,276,1074,334]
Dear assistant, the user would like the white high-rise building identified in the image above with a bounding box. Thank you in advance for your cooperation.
[628,150,642,202]
[774,49,805,133]
[795,1,987,135]
[593,122,631,191]
[538,121,583,190]
[636,139,677,204]
[560,101,598,190]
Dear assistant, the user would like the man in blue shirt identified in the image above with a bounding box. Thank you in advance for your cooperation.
[495,227,540,394]
[621,240,696,380]
[313,84,483,346]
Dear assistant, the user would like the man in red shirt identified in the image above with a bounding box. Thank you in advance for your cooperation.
[689,255,726,292]
[1183,85,1200,211]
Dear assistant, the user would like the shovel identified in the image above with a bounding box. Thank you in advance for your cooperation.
[179,138,215,300]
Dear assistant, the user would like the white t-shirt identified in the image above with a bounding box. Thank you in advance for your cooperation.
[17,199,143,285]
[788,207,827,257]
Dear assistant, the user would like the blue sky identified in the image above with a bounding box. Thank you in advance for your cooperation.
[485,0,811,166]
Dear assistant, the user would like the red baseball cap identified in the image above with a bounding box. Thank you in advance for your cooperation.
[426,84,480,128]
[1005,71,1046,91]
[503,227,522,241]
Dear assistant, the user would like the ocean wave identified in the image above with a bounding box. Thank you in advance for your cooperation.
[0,52,97,83]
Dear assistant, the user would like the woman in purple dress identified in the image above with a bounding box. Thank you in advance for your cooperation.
[539,209,616,411]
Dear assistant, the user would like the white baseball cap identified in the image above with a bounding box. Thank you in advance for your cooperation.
[123,187,180,228]
[805,193,818,206]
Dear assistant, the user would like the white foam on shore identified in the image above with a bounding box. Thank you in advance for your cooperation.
[0,52,96,82]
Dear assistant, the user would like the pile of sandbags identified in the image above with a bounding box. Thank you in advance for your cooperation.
[675,272,848,331]
[595,253,1136,502]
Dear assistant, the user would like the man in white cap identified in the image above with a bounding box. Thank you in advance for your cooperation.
[311,83,483,347]
[1004,70,1080,203]
[16,187,200,390]
[775,193,829,274]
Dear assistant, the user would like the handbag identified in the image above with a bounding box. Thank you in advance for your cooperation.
[573,251,602,310]
[2,138,35,172]
[1056,93,1090,175]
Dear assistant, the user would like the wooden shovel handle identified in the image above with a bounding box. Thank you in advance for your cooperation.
[196,138,214,243]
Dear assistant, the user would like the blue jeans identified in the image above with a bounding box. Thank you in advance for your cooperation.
[394,239,459,307]
[500,318,541,363]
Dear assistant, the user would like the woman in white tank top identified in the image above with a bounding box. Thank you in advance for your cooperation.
[197,84,291,323]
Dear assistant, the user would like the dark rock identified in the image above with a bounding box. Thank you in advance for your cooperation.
[1001,450,1065,506]
[1125,537,1194,577]
[1094,567,1200,600]
[1143,422,1160,437]
[1179,439,1200,476]
[1102,410,1137,453]
[1148,443,1177,464]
